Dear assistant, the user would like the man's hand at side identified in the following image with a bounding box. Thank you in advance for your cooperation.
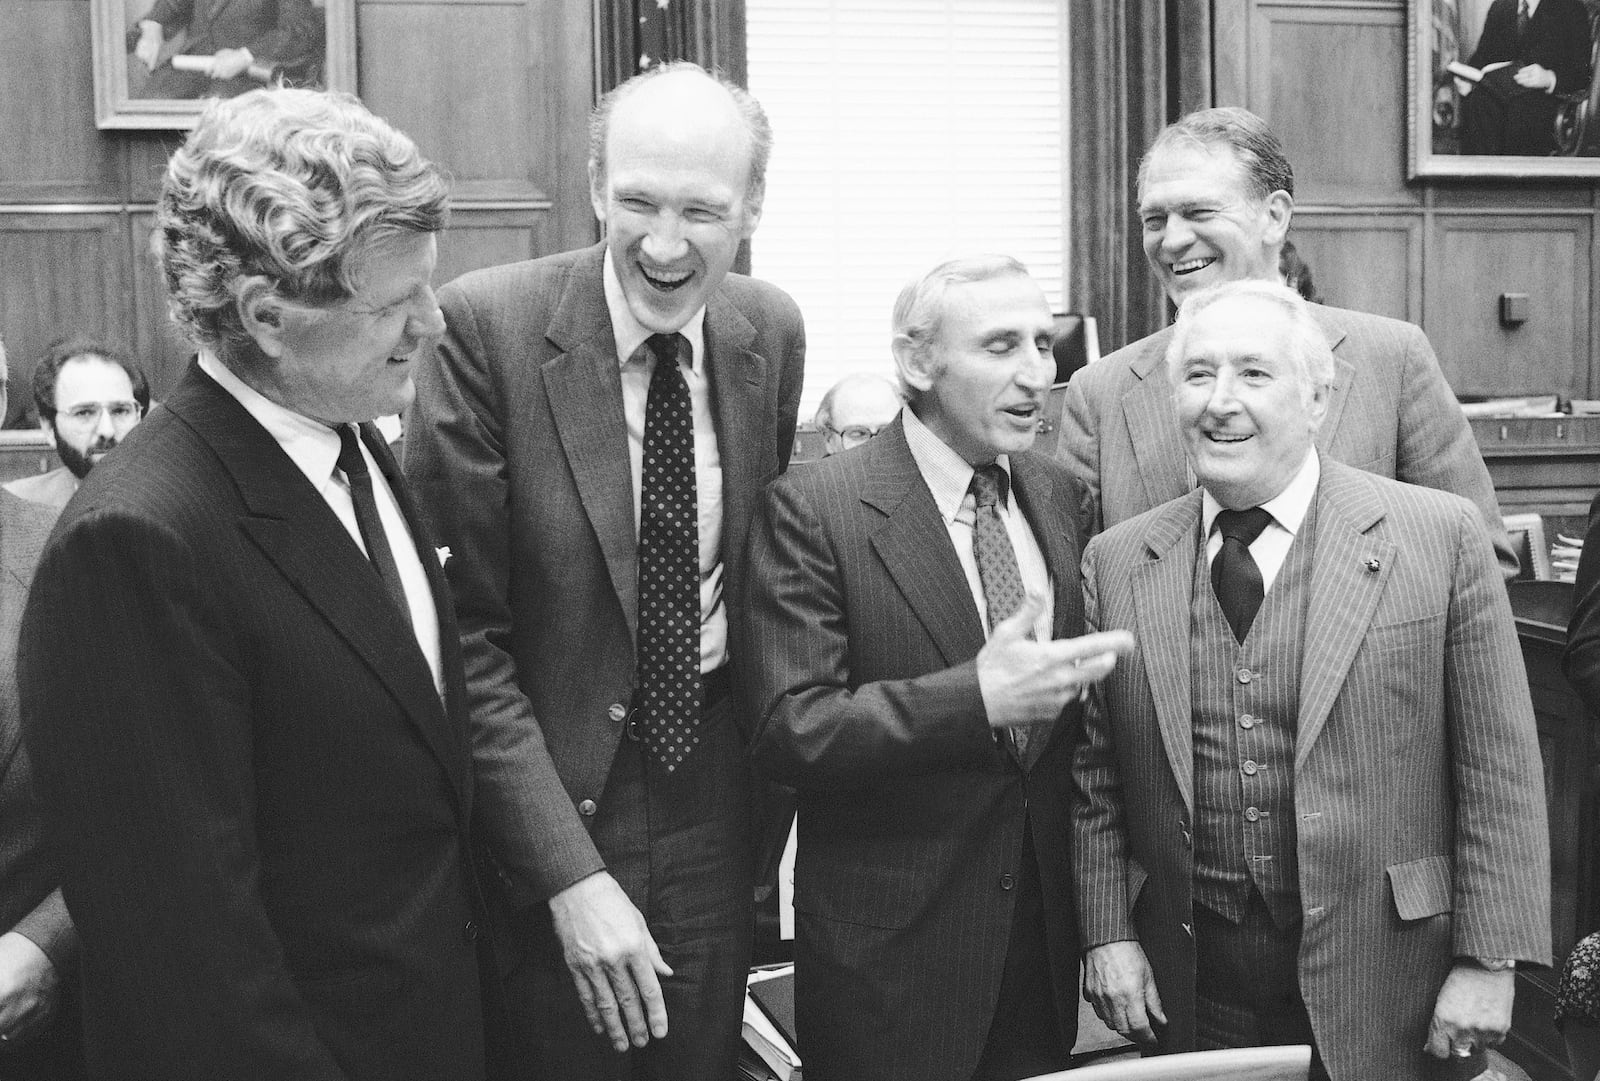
[979,594,1134,729]
[1423,962,1514,1059]
[0,931,61,1046]
[1084,940,1165,1048]
[549,871,673,1052]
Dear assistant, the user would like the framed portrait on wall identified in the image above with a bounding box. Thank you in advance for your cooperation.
[92,0,356,129]
[1410,0,1600,177]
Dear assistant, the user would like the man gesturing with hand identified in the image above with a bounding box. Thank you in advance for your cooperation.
[741,255,1131,1081]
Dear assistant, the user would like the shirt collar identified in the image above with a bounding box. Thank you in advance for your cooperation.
[902,406,1013,524]
[603,248,707,374]
[198,350,343,493]
[1201,448,1320,539]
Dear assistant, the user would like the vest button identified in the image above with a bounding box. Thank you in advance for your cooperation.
[1245,806,1261,822]
[608,702,627,723]
[999,873,1016,890]
[578,799,598,816]
[1241,759,1259,776]
[1236,668,1253,684]
[1239,714,1255,729]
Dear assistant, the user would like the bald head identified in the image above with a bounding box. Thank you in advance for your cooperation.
[815,375,902,455]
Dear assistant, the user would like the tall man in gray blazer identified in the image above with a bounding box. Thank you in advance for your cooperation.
[1057,107,1514,577]
[1073,280,1550,1081]
[406,62,804,1081]
[742,256,1132,1081]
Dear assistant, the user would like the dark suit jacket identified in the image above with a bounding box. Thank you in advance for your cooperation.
[1563,489,1600,712]
[740,420,1086,1081]
[1058,303,1516,576]
[1470,0,1592,96]
[19,363,487,1081]
[404,242,805,904]
[131,0,320,64]
[1074,460,1551,1081]
[0,489,73,972]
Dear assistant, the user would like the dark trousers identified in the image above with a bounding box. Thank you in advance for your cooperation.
[971,820,1069,1081]
[1194,891,1328,1081]
[498,687,754,1081]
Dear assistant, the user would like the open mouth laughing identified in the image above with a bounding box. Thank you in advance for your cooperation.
[1171,256,1217,276]
[640,263,694,292]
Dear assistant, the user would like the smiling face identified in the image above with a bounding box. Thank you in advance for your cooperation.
[591,72,760,334]
[1172,293,1327,509]
[897,273,1056,466]
[1139,141,1291,308]
[248,230,444,426]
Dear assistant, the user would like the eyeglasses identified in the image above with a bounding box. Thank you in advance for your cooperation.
[58,401,142,429]
[824,424,887,449]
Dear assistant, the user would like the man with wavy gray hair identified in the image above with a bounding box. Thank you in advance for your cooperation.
[1074,279,1549,1080]
[18,87,528,1080]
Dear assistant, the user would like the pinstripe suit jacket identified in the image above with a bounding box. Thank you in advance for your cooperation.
[1058,304,1516,576]
[0,489,73,968]
[19,364,488,1080]
[1073,459,1550,1080]
[405,242,805,904]
[741,418,1087,1081]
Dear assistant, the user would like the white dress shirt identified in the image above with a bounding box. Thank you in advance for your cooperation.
[902,407,1054,640]
[199,352,443,694]
[1201,450,1321,595]
[603,249,728,675]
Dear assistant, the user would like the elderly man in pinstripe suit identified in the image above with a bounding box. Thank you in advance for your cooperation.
[743,255,1133,1081]
[1073,279,1550,1081]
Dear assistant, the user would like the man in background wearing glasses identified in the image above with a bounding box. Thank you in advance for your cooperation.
[4,338,148,511]
[813,374,901,457]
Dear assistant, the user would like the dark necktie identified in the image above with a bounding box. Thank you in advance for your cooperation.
[1518,0,1531,37]
[636,332,702,772]
[1211,507,1275,643]
[336,423,411,623]
[970,464,1032,757]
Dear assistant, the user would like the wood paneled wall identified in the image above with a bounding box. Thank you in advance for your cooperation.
[1214,0,1600,402]
[0,0,595,423]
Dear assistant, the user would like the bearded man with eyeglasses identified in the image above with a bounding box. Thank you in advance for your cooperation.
[4,338,149,511]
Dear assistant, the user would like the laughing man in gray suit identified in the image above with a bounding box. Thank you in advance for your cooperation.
[1057,107,1514,578]
[1073,280,1549,1081]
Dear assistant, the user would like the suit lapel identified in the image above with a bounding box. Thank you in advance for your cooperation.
[1296,463,1393,765]
[1310,311,1355,454]
[705,288,772,548]
[1011,454,1084,767]
[542,250,640,639]
[864,423,985,669]
[1123,334,1192,509]
[1130,493,1204,815]
[165,366,468,804]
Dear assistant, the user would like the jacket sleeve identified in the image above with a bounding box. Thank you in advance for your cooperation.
[19,509,349,1080]
[404,282,605,904]
[1562,492,1600,713]
[1058,373,1105,537]
[741,475,1002,791]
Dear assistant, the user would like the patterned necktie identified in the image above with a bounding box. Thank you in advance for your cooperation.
[636,332,702,771]
[1517,0,1530,37]
[1211,507,1274,643]
[970,464,1032,757]
[336,423,411,623]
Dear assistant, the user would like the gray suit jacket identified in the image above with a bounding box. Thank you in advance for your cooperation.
[405,242,806,902]
[1073,459,1550,1080]
[740,419,1087,1081]
[1058,304,1516,575]
[0,488,71,965]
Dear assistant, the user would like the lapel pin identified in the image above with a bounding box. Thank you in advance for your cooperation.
[436,546,452,568]
[1364,557,1380,573]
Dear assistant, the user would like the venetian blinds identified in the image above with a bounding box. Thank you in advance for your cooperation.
[746,0,1069,418]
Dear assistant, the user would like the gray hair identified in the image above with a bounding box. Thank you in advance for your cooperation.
[589,61,773,216]
[1165,279,1334,399]
[1138,106,1295,203]
[155,87,449,361]
[891,254,1032,401]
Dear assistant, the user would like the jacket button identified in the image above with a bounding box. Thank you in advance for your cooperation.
[578,799,597,816]
[1238,713,1255,729]
[1245,806,1261,822]
[999,874,1015,890]
[1241,759,1259,777]
[608,703,627,723]
[1236,668,1253,684]
[464,920,480,942]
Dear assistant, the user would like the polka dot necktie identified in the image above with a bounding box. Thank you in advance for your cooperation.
[970,464,1031,757]
[1211,507,1275,643]
[636,332,702,771]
